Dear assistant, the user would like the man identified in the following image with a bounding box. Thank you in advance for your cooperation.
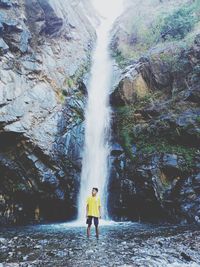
[86,187,101,238]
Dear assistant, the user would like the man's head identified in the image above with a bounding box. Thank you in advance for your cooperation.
[92,187,98,196]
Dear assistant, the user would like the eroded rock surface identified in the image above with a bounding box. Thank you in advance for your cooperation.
[0,0,96,225]
[109,28,200,224]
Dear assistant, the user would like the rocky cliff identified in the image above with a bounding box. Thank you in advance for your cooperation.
[0,0,96,225]
[109,0,200,224]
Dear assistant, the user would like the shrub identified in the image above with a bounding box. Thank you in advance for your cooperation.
[160,4,198,41]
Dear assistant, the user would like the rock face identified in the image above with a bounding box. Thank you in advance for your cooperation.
[109,31,200,224]
[0,0,96,225]
[110,65,150,106]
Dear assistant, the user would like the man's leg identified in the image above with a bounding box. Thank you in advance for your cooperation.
[94,217,99,238]
[86,216,92,238]
[95,226,99,238]
[87,225,91,238]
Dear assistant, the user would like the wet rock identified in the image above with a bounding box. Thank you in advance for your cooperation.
[111,143,124,156]
[85,249,94,258]
[25,0,64,37]
[0,13,31,53]
[0,0,12,8]
[37,0,63,36]
[68,250,74,256]
[22,255,28,261]
[180,251,193,261]
[162,154,178,169]
[184,85,200,104]
[0,38,9,54]
[0,0,96,226]
[56,251,68,257]
[193,173,200,185]
[5,264,19,267]
[34,244,42,249]
[110,65,150,106]
[0,237,7,244]
[2,19,23,33]
[109,31,200,223]
[0,22,3,35]
[0,223,200,266]
[194,216,200,223]
[174,172,200,223]
[46,251,56,257]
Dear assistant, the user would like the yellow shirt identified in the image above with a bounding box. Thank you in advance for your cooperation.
[86,196,101,218]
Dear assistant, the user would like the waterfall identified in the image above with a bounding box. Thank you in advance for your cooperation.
[77,0,124,221]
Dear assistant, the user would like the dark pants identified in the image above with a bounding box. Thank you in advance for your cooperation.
[86,216,99,227]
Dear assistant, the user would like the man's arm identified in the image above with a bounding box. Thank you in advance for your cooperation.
[98,197,101,218]
[99,205,101,219]
[86,204,88,218]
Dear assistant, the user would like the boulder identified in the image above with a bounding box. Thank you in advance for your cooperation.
[110,65,150,106]
[0,37,8,53]
[38,0,63,36]
[0,0,12,8]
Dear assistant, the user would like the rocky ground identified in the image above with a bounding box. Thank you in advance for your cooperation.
[0,222,200,267]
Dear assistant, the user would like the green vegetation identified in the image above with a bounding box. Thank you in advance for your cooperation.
[113,50,129,68]
[65,62,90,90]
[58,90,66,104]
[160,3,198,41]
[71,105,84,123]
[115,92,198,171]
[71,62,90,84]
[154,1,200,45]
[118,120,197,171]
[120,129,134,159]
[57,61,90,104]
[196,116,200,124]
[66,77,75,89]
[136,136,197,171]
[112,0,200,65]
[112,0,200,175]
[191,64,200,83]
[115,105,135,157]
[115,91,164,155]
[115,92,162,120]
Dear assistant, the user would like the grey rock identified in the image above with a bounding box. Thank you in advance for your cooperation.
[0,0,12,8]
[162,154,178,169]
[0,37,9,53]
[0,0,96,226]
[34,245,42,249]
[0,237,7,244]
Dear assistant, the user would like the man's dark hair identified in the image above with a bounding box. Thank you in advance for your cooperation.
[93,187,98,192]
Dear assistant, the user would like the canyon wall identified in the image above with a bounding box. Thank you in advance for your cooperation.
[0,0,96,225]
[109,0,200,224]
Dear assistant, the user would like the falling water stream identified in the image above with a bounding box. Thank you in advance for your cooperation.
[77,0,124,221]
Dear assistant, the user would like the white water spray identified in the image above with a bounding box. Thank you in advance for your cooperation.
[77,0,124,221]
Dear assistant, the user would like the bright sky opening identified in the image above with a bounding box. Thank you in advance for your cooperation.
[92,0,124,20]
